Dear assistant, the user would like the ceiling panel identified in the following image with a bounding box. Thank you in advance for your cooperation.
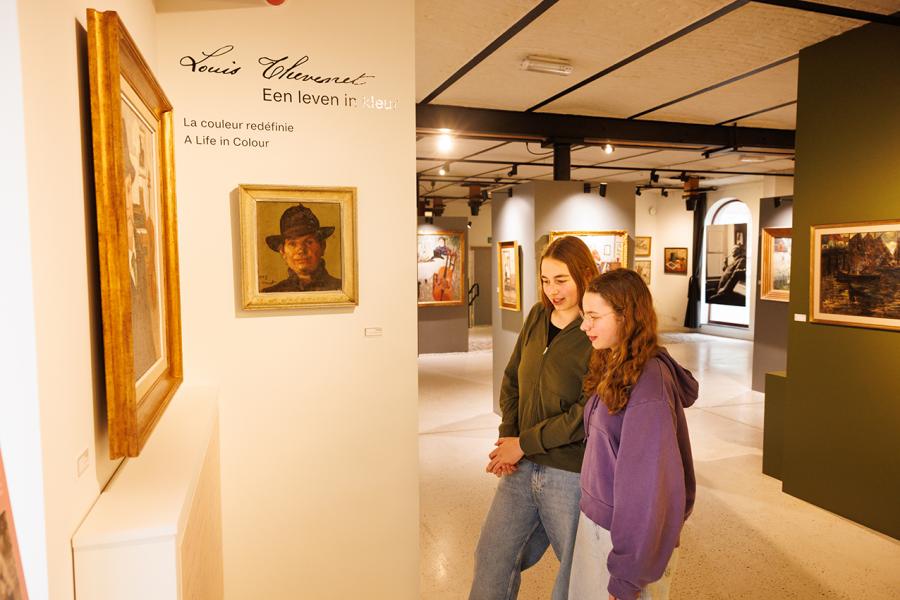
[428,0,731,110]
[728,158,795,173]
[542,3,867,118]
[416,0,539,102]
[605,149,704,168]
[640,60,798,125]
[571,145,661,164]
[470,141,556,162]
[734,102,798,129]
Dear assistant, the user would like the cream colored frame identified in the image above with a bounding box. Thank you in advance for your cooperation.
[761,227,791,302]
[810,219,900,331]
[88,9,183,458]
[239,185,358,309]
[498,240,521,311]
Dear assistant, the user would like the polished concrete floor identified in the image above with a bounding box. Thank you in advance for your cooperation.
[419,330,900,599]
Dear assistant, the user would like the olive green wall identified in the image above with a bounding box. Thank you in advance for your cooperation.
[783,23,900,539]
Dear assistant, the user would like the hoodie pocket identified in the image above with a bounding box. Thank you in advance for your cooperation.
[580,426,617,508]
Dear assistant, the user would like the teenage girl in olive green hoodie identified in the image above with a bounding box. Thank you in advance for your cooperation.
[470,236,600,600]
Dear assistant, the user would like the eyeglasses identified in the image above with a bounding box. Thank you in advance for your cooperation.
[581,311,616,326]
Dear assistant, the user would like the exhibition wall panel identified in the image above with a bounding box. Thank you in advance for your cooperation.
[14,1,159,597]
[156,1,419,597]
[783,23,900,539]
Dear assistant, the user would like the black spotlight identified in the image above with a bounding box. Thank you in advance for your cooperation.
[635,186,642,197]
[598,182,608,197]
[468,198,482,216]
[661,188,669,197]
[583,182,591,194]
[650,170,660,183]
[774,197,783,208]
[685,197,697,211]
[508,164,518,177]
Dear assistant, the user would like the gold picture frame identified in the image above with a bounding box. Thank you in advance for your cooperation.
[498,240,521,311]
[810,219,900,331]
[761,227,791,302]
[549,230,629,273]
[418,231,466,306]
[634,260,652,286]
[239,185,358,309]
[87,9,183,458]
[635,236,652,257]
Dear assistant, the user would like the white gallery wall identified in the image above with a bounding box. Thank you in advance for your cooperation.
[155,2,418,598]
[12,1,159,597]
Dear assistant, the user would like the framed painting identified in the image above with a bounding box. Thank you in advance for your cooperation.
[88,9,183,458]
[635,236,652,257]
[549,230,628,273]
[239,185,358,309]
[0,451,28,600]
[418,231,465,306]
[664,247,688,274]
[498,241,521,311]
[811,219,900,331]
[706,223,748,306]
[634,260,651,286]
[761,227,792,302]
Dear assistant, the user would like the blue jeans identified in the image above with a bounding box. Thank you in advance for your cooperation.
[469,460,582,600]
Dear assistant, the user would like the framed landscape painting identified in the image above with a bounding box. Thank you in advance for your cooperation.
[635,236,651,257]
[498,240,521,311]
[811,220,900,331]
[418,231,465,306]
[761,227,792,302]
[549,230,628,273]
[239,185,358,309]
[664,247,688,274]
[88,9,183,458]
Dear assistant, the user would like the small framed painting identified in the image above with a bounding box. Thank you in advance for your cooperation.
[635,236,651,257]
[87,9,183,458]
[239,185,358,309]
[811,219,900,331]
[634,260,651,286]
[1,451,28,599]
[498,241,521,311]
[549,230,628,273]
[418,231,466,306]
[664,247,688,274]
[761,227,792,302]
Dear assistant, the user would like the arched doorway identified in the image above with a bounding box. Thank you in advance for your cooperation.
[702,198,752,327]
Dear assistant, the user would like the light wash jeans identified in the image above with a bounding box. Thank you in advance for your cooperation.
[569,512,679,600]
[469,460,582,600]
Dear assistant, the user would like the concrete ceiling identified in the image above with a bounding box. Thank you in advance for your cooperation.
[416,0,900,201]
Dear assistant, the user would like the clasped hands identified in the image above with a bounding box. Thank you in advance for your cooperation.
[485,436,524,477]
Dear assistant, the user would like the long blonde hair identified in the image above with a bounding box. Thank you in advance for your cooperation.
[582,269,659,414]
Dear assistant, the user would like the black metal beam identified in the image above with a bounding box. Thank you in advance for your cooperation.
[553,143,571,180]
[527,0,751,112]
[629,54,798,119]
[752,1,900,26]
[417,104,795,150]
[416,160,794,178]
[419,0,559,104]
[716,100,797,125]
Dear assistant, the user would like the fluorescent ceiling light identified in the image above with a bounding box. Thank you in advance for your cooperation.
[739,154,766,163]
[520,55,573,76]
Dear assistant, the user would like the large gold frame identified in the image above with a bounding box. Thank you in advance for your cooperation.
[239,185,358,309]
[498,240,521,311]
[87,10,183,458]
[761,227,791,302]
[549,230,630,269]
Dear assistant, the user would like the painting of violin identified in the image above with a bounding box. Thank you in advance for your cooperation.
[417,231,465,306]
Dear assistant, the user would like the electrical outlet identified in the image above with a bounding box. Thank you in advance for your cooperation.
[364,327,383,337]
[77,449,90,477]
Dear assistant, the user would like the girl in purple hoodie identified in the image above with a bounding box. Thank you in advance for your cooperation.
[569,269,697,600]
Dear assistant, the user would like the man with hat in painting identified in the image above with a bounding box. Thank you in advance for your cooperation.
[262,203,342,293]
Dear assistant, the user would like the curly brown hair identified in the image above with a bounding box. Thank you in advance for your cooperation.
[582,268,659,414]
[540,236,600,312]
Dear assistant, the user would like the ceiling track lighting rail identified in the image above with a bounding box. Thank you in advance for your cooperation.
[417,104,794,152]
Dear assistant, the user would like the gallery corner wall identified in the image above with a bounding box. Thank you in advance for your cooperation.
[155,1,419,597]
[781,22,900,539]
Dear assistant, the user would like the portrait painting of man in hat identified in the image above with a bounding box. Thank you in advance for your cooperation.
[260,203,343,293]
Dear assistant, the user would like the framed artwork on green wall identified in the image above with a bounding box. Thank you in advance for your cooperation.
[761,227,791,302]
[811,219,900,331]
